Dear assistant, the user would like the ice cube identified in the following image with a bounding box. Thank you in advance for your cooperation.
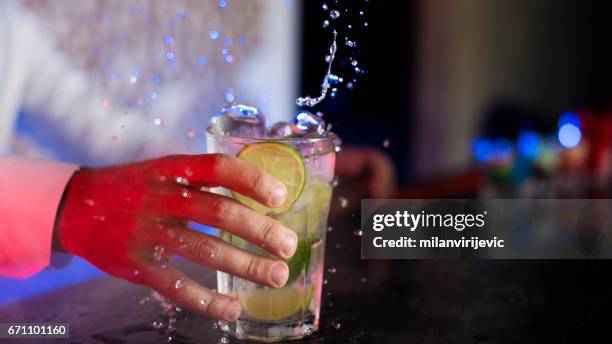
[210,103,267,137]
[269,121,301,137]
[293,111,326,136]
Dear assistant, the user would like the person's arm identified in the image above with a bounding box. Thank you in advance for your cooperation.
[0,156,77,278]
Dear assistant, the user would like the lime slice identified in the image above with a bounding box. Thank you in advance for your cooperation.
[233,143,306,215]
[240,285,314,321]
[285,236,314,284]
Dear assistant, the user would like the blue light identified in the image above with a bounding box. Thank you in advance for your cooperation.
[517,131,540,159]
[218,0,227,8]
[558,123,581,148]
[494,138,512,159]
[558,111,580,128]
[209,30,219,40]
[165,51,174,60]
[472,138,494,162]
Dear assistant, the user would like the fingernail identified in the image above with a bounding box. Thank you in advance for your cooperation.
[270,185,287,207]
[225,301,242,321]
[271,263,289,287]
[282,233,298,257]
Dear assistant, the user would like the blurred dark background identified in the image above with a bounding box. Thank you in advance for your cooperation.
[301,0,611,197]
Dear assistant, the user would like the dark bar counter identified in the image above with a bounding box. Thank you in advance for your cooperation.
[1,214,612,343]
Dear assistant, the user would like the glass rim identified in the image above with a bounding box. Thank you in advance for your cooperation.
[205,126,341,144]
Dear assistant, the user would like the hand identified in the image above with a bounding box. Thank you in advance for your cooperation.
[333,146,396,213]
[54,154,298,322]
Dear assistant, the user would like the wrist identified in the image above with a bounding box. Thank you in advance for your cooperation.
[52,168,85,253]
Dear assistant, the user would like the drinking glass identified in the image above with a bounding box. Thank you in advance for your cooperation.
[206,128,338,342]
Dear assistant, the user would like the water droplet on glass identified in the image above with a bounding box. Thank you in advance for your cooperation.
[327,226,333,232]
[330,10,340,19]
[383,139,390,148]
[152,321,164,330]
[93,215,106,222]
[322,20,330,28]
[328,267,337,274]
[181,189,192,198]
[360,277,368,283]
[133,269,141,276]
[174,277,186,289]
[154,118,162,126]
[322,3,328,10]
[353,230,363,237]
[339,197,348,208]
[351,59,359,67]
[333,322,342,330]
[332,178,339,187]
[167,336,173,342]
[323,279,328,285]
[159,175,167,182]
[212,322,219,329]
[84,199,95,206]
[305,327,313,335]
[200,299,207,306]
[359,10,365,16]
[220,337,230,344]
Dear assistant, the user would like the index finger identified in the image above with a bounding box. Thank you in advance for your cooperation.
[152,154,287,208]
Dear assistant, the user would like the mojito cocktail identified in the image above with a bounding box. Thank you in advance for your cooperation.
[206,104,338,341]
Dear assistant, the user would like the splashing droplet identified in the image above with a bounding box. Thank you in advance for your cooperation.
[296,31,338,107]
[187,128,196,139]
[153,245,165,262]
[174,277,186,289]
[152,321,164,330]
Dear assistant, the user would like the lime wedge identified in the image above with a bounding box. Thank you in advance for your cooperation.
[285,236,314,285]
[233,143,306,215]
[240,285,314,321]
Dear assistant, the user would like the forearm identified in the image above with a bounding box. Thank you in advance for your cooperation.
[0,155,77,278]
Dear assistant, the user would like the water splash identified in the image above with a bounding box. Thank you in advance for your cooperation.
[296,30,338,107]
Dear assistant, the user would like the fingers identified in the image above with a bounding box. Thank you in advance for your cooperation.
[141,265,242,321]
[336,147,396,198]
[152,190,297,260]
[152,154,287,208]
[156,226,289,288]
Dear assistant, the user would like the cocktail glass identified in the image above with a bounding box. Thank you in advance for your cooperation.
[206,128,338,342]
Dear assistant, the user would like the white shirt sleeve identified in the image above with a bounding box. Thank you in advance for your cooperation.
[14,3,189,167]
